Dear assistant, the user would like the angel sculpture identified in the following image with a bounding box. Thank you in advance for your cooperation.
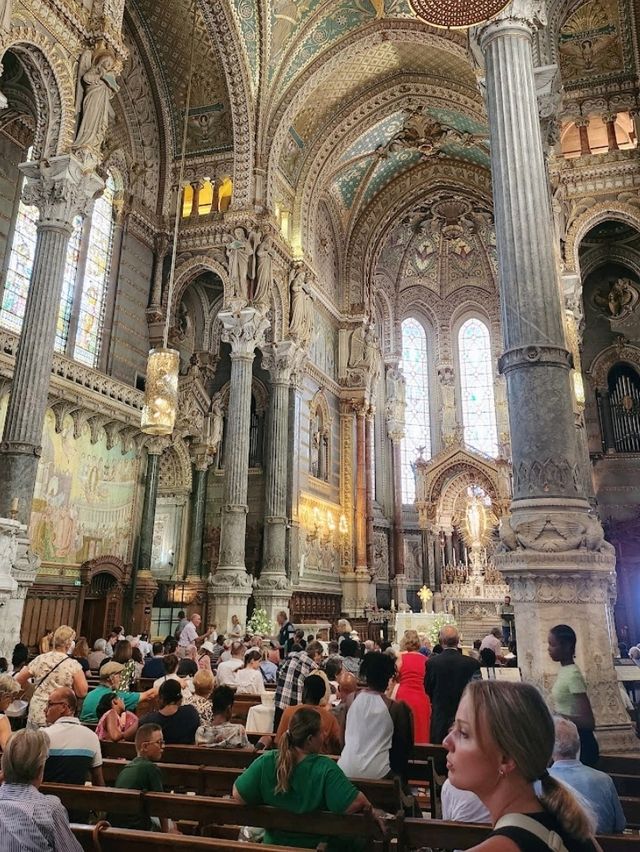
[253,234,274,310]
[72,47,119,159]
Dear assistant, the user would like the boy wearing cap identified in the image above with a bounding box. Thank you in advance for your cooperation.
[79,661,156,722]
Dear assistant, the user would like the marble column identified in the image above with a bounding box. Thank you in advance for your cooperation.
[474,1,636,750]
[255,341,303,622]
[574,117,591,156]
[597,390,616,452]
[354,402,367,572]
[208,308,269,632]
[99,197,129,373]
[389,433,407,608]
[365,407,375,577]
[187,444,214,578]
[0,156,103,523]
[147,232,169,348]
[603,114,619,152]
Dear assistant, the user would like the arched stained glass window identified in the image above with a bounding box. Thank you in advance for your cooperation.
[55,216,83,353]
[0,199,39,332]
[458,317,498,457]
[400,317,431,503]
[1,169,116,369]
[73,174,115,366]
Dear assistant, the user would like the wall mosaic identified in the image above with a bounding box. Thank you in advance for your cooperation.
[558,0,624,85]
[3,406,142,567]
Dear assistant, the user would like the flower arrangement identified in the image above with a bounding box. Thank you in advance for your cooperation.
[247,607,272,637]
[427,613,457,646]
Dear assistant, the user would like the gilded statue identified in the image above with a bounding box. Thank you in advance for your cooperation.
[73,47,119,158]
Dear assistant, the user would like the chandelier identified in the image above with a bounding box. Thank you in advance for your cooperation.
[141,2,197,435]
[408,0,510,28]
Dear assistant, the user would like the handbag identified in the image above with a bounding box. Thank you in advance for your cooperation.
[494,814,569,852]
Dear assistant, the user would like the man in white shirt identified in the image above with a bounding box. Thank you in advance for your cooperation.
[177,613,211,656]
[43,688,104,787]
[479,628,506,664]
[216,641,245,686]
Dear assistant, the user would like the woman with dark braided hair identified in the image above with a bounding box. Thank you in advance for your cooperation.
[443,680,598,852]
[548,624,599,768]
[233,707,373,849]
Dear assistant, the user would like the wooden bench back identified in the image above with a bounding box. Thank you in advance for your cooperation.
[71,823,325,851]
[101,741,258,768]
[600,756,640,777]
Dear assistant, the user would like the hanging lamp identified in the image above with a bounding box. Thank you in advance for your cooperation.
[408,0,510,29]
[141,1,197,435]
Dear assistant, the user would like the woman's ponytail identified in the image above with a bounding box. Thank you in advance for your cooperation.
[275,708,321,794]
[538,772,596,842]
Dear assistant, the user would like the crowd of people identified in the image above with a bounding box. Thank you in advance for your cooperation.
[0,611,629,852]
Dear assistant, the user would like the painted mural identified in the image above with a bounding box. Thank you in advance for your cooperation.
[8,406,142,566]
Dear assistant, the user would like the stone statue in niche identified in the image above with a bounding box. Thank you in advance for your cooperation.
[438,364,459,447]
[73,46,120,159]
[593,277,638,321]
[385,365,406,427]
[289,267,314,348]
[209,394,224,458]
[348,325,367,368]
[0,0,12,31]
[253,234,274,310]
[226,227,259,303]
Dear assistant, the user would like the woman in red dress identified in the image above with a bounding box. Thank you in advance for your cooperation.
[395,629,431,743]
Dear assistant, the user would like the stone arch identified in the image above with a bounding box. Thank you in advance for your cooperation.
[2,31,75,157]
[374,288,394,358]
[218,376,269,415]
[81,555,132,586]
[170,256,228,322]
[579,246,640,282]
[158,438,192,495]
[309,389,332,481]
[438,467,499,527]
[397,286,440,358]
[588,343,640,391]
[565,204,640,275]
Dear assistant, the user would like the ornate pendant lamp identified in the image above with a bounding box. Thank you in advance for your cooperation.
[141,2,197,435]
[408,0,510,28]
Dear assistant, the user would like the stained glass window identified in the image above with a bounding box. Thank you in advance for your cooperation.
[0,200,38,333]
[55,216,83,353]
[73,174,115,366]
[400,317,431,503]
[458,317,498,457]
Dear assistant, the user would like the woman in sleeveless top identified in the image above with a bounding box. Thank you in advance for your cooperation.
[443,680,598,852]
[395,629,431,743]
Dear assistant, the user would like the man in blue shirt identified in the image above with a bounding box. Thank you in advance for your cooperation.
[549,717,625,834]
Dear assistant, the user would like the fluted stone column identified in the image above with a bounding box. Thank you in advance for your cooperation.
[0,519,38,660]
[388,430,407,608]
[474,0,636,750]
[254,341,303,622]
[208,308,269,632]
[0,156,103,523]
[575,117,591,156]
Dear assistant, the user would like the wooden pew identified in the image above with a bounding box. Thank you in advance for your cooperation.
[613,775,640,797]
[101,741,258,769]
[99,757,403,811]
[621,797,640,828]
[600,756,640,777]
[47,785,386,850]
[410,743,448,776]
[395,815,640,852]
[71,824,325,852]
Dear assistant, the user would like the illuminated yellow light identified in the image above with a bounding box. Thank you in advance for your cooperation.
[141,348,180,435]
[572,370,585,406]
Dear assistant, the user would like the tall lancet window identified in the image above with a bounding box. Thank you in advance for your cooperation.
[400,317,431,503]
[458,317,498,457]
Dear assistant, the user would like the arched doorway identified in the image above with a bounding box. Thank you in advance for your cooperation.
[79,557,131,644]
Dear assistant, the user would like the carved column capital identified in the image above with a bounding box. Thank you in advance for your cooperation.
[261,340,306,385]
[473,0,547,48]
[190,441,215,471]
[145,436,170,456]
[574,117,590,128]
[219,308,270,360]
[19,155,104,231]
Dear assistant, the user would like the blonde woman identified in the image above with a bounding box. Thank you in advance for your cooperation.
[233,708,373,848]
[183,669,215,724]
[443,680,598,852]
[396,629,431,743]
[16,626,87,728]
[0,673,21,748]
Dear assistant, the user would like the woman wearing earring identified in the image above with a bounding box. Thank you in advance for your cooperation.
[443,680,598,852]
[548,624,599,768]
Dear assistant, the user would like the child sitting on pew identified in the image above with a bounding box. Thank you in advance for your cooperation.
[95,691,138,742]
[107,722,179,835]
[195,685,253,749]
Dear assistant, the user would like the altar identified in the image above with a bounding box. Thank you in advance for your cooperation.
[394,611,455,643]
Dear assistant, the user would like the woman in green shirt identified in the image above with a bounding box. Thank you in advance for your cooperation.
[548,624,599,767]
[232,707,373,850]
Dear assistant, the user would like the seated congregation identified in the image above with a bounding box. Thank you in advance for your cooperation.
[0,617,636,852]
